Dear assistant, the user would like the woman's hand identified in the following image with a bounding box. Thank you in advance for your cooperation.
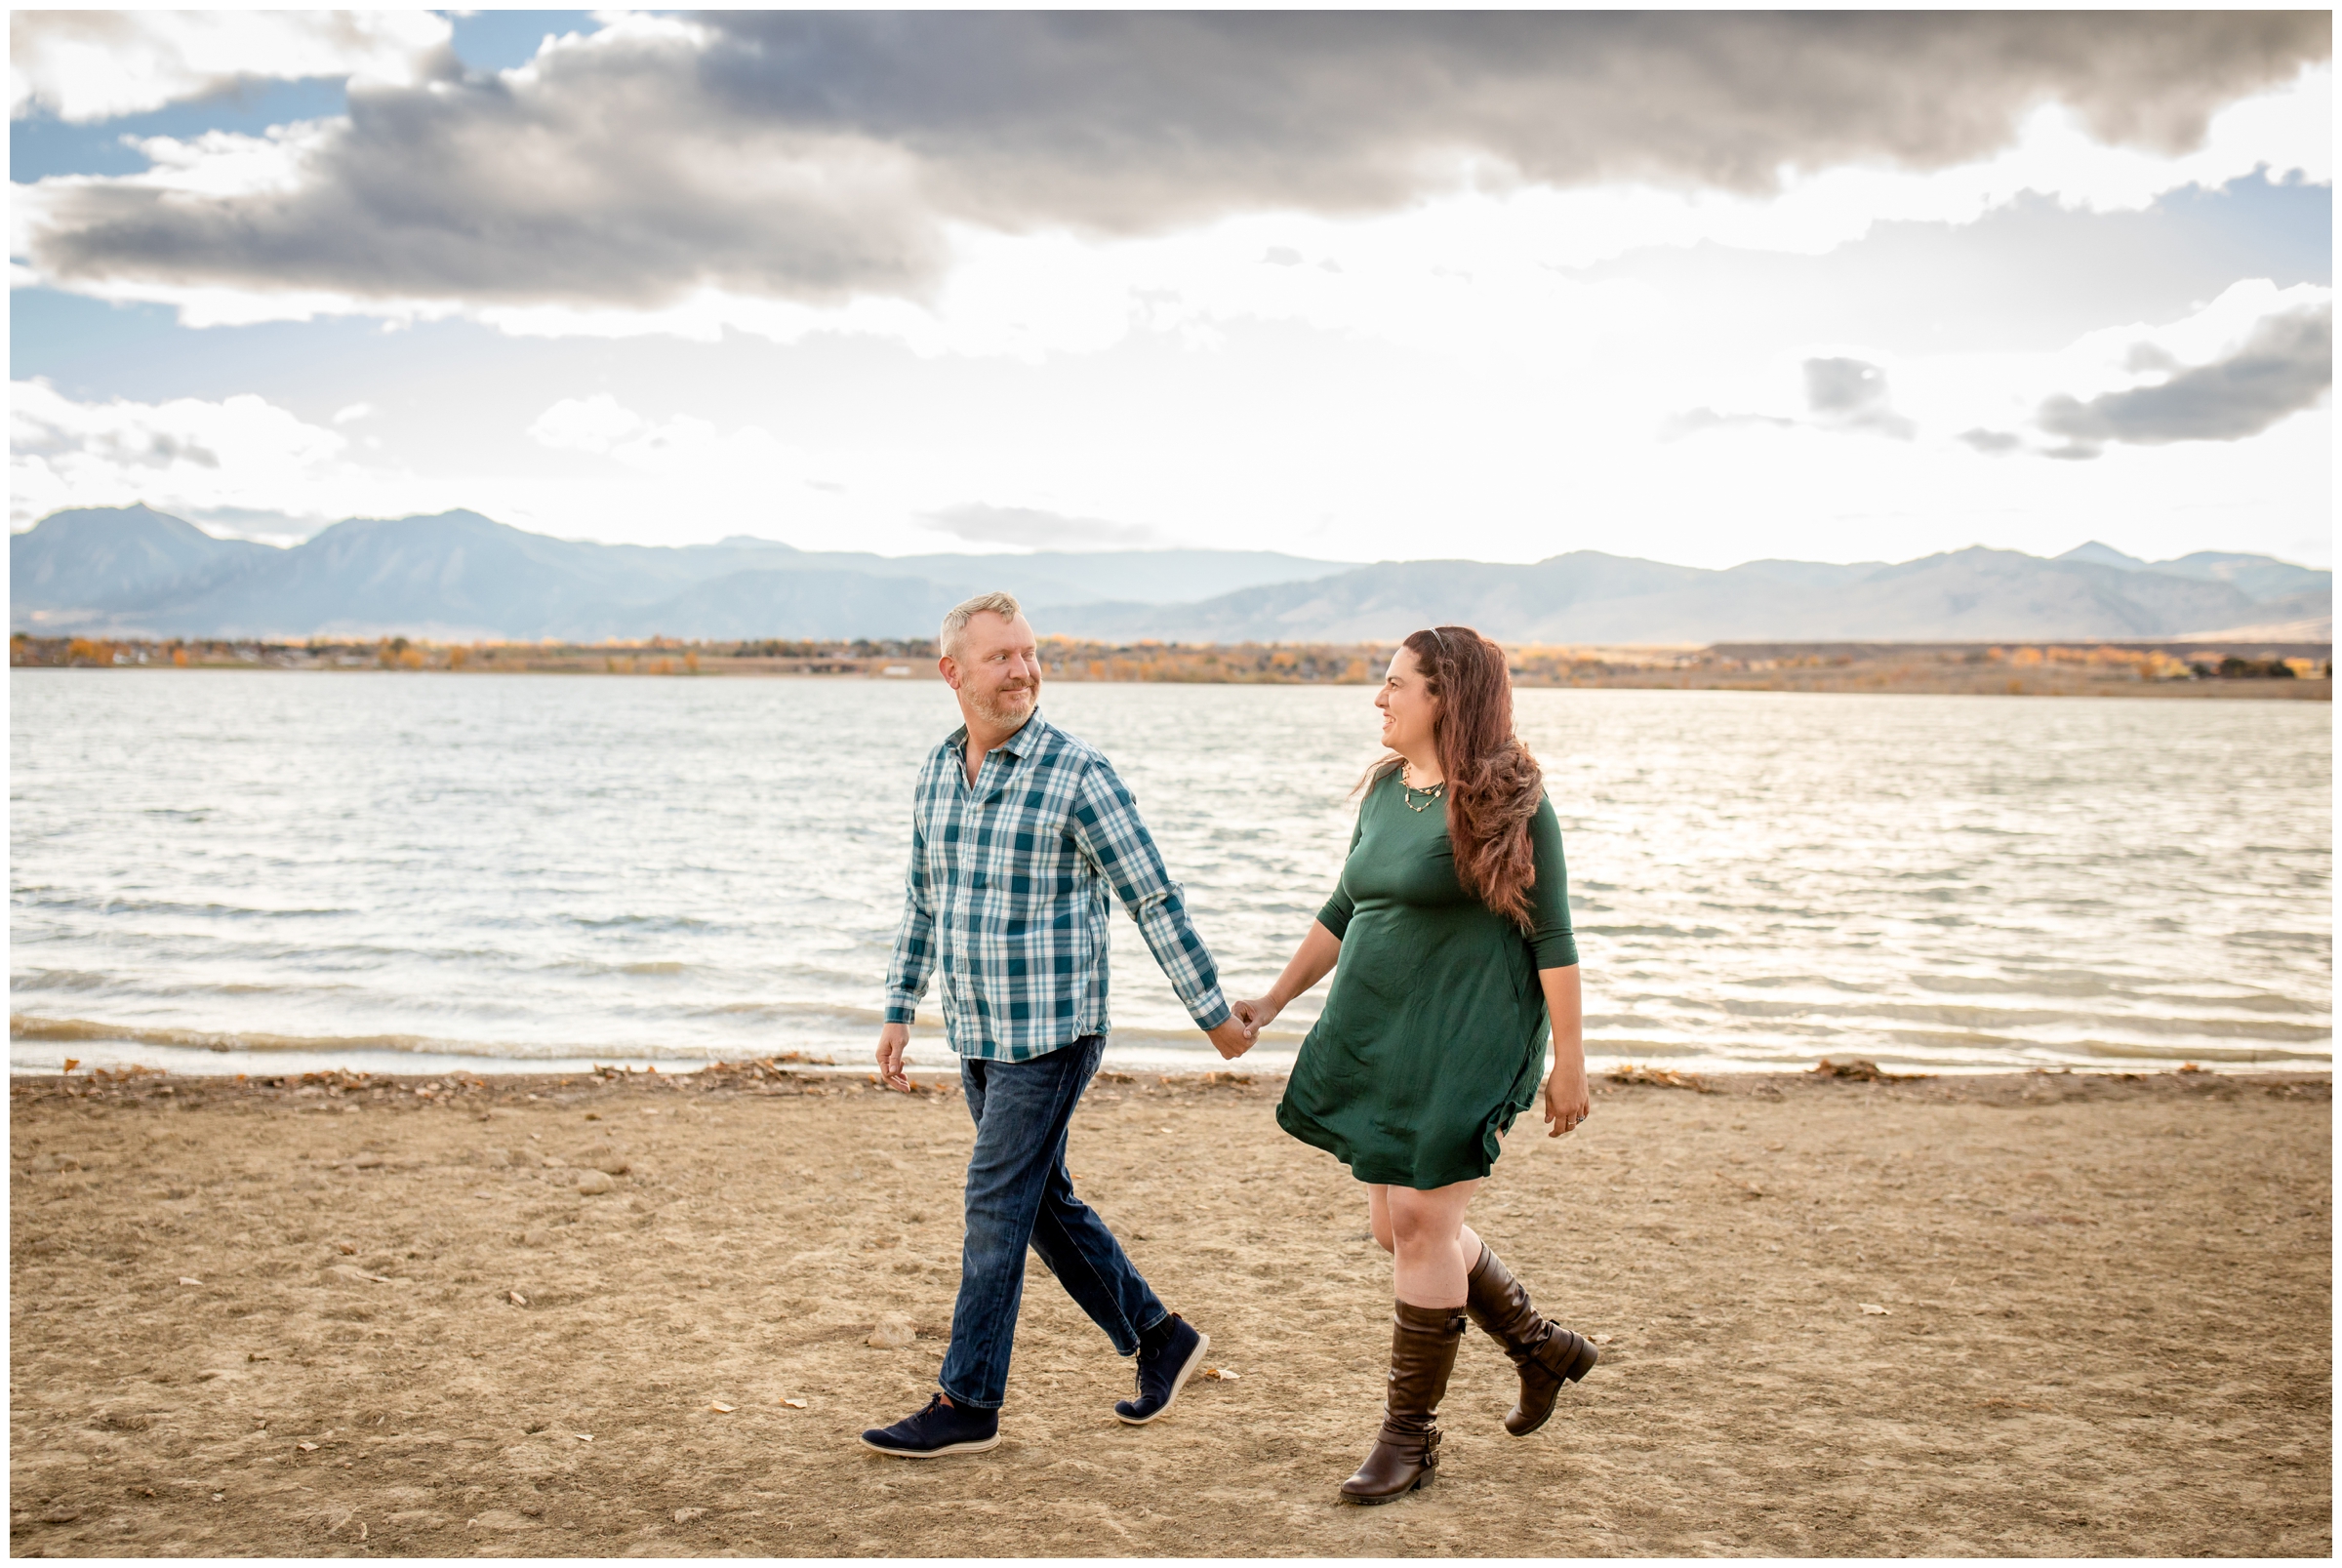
[1543,1057,1590,1136]
[1231,997,1280,1034]
[1538,964,1586,1136]
[1239,922,1342,1045]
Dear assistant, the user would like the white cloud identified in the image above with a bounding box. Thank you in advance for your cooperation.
[523,394,806,487]
[331,402,377,425]
[8,379,452,540]
[9,11,452,123]
[526,395,649,454]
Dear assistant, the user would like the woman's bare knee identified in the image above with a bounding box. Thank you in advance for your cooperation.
[1387,1203,1447,1250]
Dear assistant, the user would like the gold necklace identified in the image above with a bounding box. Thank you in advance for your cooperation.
[1400,765,1445,812]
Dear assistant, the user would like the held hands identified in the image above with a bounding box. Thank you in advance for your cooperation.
[875,1021,912,1092]
[1543,1057,1591,1137]
[1206,1012,1257,1061]
[1230,996,1280,1037]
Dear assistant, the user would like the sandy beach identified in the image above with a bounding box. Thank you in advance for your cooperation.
[9,1063,2329,1557]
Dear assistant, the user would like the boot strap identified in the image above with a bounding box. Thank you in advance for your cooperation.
[1525,1324,1581,1377]
[1376,1419,1442,1459]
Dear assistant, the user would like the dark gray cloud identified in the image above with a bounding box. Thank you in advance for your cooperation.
[18,12,2328,307]
[923,503,1163,551]
[1803,357,1916,438]
[2037,303,2332,456]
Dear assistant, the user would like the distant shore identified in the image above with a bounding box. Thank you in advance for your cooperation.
[9,1064,2327,1555]
[13,633,2333,699]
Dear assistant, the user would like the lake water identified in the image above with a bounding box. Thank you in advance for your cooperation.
[10,671,2331,1078]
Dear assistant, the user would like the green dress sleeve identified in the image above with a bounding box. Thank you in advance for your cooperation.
[1527,795,1578,970]
[1315,787,1372,940]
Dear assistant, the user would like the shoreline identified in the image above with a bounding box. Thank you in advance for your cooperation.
[11,1065,2327,1555]
[14,639,2332,700]
[12,1034,2331,1084]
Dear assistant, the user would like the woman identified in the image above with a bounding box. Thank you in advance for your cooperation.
[1232,624,1595,1505]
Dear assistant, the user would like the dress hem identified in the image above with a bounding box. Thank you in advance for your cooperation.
[1273,1098,1498,1192]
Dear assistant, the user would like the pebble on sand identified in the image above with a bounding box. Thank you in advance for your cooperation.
[868,1313,917,1348]
[673,1508,707,1524]
[322,1264,390,1287]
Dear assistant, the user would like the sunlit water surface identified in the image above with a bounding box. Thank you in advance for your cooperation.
[11,671,2330,1077]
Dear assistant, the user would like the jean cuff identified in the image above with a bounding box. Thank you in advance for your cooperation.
[937,1378,1002,1413]
[1130,1309,1172,1354]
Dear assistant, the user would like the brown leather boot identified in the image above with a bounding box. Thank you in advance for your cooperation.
[1465,1242,1598,1436]
[1338,1301,1467,1504]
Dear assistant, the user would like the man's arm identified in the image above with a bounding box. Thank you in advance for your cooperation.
[1068,759,1233,1036]
[878,780,938,1091]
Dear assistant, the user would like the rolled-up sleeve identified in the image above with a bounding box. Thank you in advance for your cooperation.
[1070,761,1231,1030]
[1527,795,1579,970]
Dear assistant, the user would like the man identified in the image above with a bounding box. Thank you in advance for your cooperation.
[862,591,1256,1459]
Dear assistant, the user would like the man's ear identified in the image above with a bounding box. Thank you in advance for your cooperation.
[937,655,960,691]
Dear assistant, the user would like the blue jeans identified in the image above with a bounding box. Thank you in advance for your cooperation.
[939,1034,1167,1410]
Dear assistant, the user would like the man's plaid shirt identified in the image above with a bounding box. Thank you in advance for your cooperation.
[884,710,1231,1061]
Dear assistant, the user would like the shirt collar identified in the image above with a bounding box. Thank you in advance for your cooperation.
[947,708,1050,762]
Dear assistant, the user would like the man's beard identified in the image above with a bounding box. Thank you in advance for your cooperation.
[968,677,1038,727]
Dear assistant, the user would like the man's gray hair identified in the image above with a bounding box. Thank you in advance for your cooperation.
[939,590,1026,660]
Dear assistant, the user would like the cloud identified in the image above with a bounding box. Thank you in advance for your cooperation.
[524,394,808,502]
[1664,355,1917,441]
[527,394,649,454]
[13,12,2325,313]
[1658,408,1795,442]
[1958,428,2023,455]
[9,378,351,534]
[924,503,1166,551]
[331,402,377,424]
[1803,357,1917,438]
[9,11,453,122]
[2036,302,2332,456]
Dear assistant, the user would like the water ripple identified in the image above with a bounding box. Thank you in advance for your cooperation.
[9,671,2330,1076]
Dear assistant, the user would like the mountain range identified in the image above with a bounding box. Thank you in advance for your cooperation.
[10,504,2330,645]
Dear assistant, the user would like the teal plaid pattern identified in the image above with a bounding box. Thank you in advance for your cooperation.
[884,711,1231,1061]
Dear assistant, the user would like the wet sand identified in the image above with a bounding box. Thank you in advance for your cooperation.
[10,1064,2330,1557]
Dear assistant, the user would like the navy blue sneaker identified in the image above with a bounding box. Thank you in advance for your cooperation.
[1115,1312,1211,1425]
[860,1393,1001,1458]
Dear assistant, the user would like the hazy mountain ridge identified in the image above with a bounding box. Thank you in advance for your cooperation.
[1044,544,2326,644]
[10,508,2328,644]
[10,507,1352,641]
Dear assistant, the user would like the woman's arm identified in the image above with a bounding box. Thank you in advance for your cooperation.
[1539,964,1588,1136]
[1232,920,1342,1032]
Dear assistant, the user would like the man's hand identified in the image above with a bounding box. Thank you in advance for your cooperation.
[876,1022,912,1092]
[1206,1015,1255,1061]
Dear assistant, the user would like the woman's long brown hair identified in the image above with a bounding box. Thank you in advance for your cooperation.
[1371,625,1544,929]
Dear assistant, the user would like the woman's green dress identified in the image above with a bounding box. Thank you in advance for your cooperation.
[1275,769,1579,1190]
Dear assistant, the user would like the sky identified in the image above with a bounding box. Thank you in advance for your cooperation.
[8,11,2333,570]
